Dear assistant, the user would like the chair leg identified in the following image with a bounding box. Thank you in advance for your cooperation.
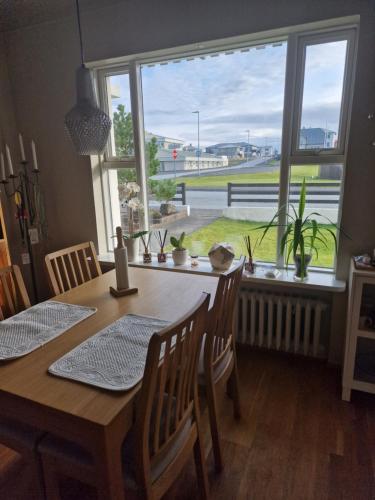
[41,458,61,500]
[205,379,223,473]
[230,355,242,420]
[193,417,210,500]
[27,454,46,500]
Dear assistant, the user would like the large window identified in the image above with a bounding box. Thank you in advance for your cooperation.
[96,22,357,270]
[140,42,286,261]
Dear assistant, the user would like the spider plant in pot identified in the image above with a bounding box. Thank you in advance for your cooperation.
[257,178,341,281]
[170,232,188,265]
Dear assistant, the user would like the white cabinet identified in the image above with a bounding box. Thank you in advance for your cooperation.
[342,261,375,401]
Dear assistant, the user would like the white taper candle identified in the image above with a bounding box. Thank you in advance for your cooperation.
[5,145,14,176]
[31,140,39,171]
[0,153,6,181]
[18,133,26,161]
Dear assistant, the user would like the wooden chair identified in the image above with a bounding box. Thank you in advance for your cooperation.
[45,241,102,296]
[199,256,245,472]
[0,443,36,498]
[0,418,45,499]
[0,265,31,320]
[39,293,211,500]
[0,265,45,498]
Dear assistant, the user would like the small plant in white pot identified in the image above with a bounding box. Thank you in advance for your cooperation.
[170,232,188,265]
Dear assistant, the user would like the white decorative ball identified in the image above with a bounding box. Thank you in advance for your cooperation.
[208,242,235,271]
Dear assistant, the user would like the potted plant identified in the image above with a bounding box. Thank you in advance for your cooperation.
[118,181,147,262]
[257,178,342,281]
[170,232,188,265]
[153,179,177,216]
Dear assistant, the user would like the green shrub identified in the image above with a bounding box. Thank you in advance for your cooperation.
[153,179,177,203]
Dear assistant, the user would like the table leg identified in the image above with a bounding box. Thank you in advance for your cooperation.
[95,429,125,500]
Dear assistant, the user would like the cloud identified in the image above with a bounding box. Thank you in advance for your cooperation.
[111,40,345,147]
[301,102,342,130]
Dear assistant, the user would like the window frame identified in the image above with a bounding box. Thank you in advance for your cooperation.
[94,20,358,270]
[97,65,137,168]
[289,27,357,163]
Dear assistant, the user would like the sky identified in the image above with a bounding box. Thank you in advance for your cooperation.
[109,39,347,150]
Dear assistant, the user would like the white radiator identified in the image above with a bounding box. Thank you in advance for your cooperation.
[237,290,328,358]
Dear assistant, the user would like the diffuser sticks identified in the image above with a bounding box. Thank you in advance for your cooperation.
[156,229,168,263]
[140,232,152,263]
[243,234,255,274]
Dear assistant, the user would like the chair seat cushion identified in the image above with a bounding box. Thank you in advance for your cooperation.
[39,410,192,487]
[0,444,24,487]
[198,333,233,383]
[0,418,43,451]
[122,416,192,485]
[38,434,93,468]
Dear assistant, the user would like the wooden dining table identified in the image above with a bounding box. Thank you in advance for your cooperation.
[0,267,218,500]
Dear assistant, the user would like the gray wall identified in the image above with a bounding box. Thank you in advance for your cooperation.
[1,0,374,360]
[0,32,36,290]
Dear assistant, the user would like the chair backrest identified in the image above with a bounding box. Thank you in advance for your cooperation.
[0,265,30,320]
[45,241,102,296]
[205,256,245,371]
[135,292,210,491]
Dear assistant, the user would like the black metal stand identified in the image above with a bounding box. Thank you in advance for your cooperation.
[1,161,40,303]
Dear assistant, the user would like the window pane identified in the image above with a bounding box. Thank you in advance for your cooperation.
[106,74,134,157]
[141,42,287,263]
[108,167,144,250]
[287,164,343,269]
[299,40,347,150]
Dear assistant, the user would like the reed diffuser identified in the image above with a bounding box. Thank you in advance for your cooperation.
[155,229,168,263]
[140,232,152,264]
[243,235,255,273]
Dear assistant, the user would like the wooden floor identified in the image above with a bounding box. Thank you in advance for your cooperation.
[1,347,375,499]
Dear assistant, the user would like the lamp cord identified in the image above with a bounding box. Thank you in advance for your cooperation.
[75,0,85,66]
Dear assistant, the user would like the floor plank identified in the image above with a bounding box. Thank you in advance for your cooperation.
[2,346,375,499]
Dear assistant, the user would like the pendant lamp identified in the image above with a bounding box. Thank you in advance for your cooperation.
[65,0,111,155]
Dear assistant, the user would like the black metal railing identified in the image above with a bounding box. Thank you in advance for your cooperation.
[172,183,186,205]
[227,182,341,207]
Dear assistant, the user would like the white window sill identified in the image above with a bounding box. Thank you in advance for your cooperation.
[99,253,346,293]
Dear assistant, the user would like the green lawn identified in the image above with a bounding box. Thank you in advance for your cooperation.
[173,217,335,268]
[179,165,324,188]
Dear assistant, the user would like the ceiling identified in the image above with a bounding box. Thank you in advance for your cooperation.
[0,0,123,33]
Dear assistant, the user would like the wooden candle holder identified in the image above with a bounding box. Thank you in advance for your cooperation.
[109,286,138,297]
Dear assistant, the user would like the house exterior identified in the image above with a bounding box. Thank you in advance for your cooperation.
[145,132,185,150]
[206,142,259,158]
[157,149,228,172]
[259,145,275,157]
[299,127,337,149]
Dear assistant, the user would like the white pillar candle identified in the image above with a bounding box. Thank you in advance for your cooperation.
[18,133,26,161]
[5,145,14,176]
[31,140,39,171]
[0,153,6,181]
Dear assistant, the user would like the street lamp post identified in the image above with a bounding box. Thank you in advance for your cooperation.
[192,110,200,176]
[245,129,250,162]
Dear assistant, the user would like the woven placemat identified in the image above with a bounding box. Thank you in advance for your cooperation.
[49,314,170,391]
[0,301,97,361]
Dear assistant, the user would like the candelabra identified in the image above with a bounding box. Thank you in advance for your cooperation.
[1,160,43,302]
